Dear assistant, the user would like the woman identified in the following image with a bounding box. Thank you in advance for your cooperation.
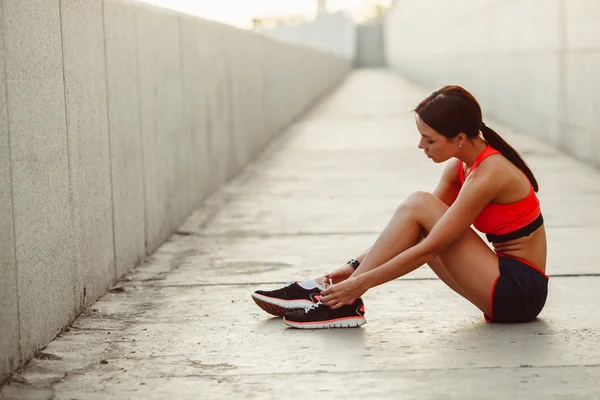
[251,85,548,329]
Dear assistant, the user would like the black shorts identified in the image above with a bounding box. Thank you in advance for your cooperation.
[484,255,549,323]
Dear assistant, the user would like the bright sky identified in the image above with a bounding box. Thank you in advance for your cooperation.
[139,0,392,28]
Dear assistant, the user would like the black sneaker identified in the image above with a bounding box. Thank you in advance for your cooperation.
[251,282,322,317]
[283,298,366,329]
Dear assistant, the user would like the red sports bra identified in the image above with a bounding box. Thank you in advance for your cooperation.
[457,145,543,242]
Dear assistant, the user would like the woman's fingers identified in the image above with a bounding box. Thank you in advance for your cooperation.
[322,293,346,308]
[330,301,343,310]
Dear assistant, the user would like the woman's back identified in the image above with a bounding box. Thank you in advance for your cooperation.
[459,149,547,272]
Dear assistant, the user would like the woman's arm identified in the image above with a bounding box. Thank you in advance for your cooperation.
[359,168,498,288]
[340,161,460,274]
[433,158,461,206]
[321,164,503,308]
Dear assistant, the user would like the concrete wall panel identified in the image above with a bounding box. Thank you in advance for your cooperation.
[5,0,76,357]
[179,15,211,209]
[0,0,20,382]
[384,0,600,167]
[203,23,235,191]
[137,6,188,253]
[61,0,115,305]
[564,52,600,150]
[215,25,238,182]
[1,0,351,379]
[258,12,356,60]
[356,21,385,68]
[565,0,600,50]
[103,0,146,277]
[231,30,259,168]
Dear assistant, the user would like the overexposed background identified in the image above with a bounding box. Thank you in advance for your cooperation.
[138,0,392,28]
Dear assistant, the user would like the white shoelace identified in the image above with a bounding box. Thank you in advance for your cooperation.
[305,301,324,312]
[304,278,333,312]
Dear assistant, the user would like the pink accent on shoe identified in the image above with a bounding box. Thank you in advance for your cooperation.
[284,315,365,325]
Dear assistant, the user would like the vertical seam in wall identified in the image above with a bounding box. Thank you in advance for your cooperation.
[58,0,77,314]
[134,8,148,256]
[3,0,22,360]
[101,2,118,283]
[558,0,567,148]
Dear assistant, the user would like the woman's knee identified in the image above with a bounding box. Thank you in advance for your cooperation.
[397,191,437,213]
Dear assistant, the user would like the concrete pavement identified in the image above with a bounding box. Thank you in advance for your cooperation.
[2,70,600,399]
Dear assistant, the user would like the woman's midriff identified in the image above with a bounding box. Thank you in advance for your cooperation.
[492,225,547,273]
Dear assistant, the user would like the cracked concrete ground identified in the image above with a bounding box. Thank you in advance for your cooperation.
[2,70,600,399]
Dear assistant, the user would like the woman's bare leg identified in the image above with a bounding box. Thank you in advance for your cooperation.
[316,252,470,301]
[322,218,471,299]
[426,256,470,301]
[350,191,499,315]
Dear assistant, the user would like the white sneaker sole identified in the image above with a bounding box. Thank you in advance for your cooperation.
[251,293,314,317]
[283,316,366,329]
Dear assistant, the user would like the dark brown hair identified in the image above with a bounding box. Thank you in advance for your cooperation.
[414,85,538,192]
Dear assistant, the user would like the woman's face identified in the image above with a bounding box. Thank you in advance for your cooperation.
[415,114,456,163]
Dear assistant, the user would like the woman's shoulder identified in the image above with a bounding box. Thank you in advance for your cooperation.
[476,152,511,174]
[470,153,529,193]
[467,154,510,185]
[441,158,461,181]
[443,158,461,174]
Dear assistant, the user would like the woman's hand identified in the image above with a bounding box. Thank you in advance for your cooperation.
[320,277,368,309]
[324,264,355,284]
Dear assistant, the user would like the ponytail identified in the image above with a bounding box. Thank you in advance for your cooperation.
[481,123,539,192]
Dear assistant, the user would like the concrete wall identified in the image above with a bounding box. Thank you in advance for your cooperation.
[0,0,20,379]
[0,0,351,382]
[384,0,600,168]
[258,12,357,60]
[355,20,386,68]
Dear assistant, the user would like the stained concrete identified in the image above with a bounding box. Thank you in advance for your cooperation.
[2,70,599,398]
[61,0,115,306]
[0,0,20,382]
[103,0,146,278]
[4,0,76,360]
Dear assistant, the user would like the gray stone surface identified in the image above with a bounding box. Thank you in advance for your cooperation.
[178,15,216,208]
[4,0,76,359]
[228,29,255,171]
[61,0,115,306]
[564,51,599,166]
[265,12,357,60]
[136,6,189,254]
[45,367,600,399]
[0,0,353,383]
[384,0,600,170]
[356,21,386,68]
[0,0,20,382]
[2,70,599,398]
[103,0,146,278]
[202,22,238,192]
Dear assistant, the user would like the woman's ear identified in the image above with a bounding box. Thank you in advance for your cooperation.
[455,133,467,148]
